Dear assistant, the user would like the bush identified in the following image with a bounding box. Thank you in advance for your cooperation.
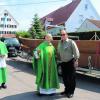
[16,31,31,38]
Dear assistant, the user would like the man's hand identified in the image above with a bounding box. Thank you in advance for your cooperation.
[74,60,79,70]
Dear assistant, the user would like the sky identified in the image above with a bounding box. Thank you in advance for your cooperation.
[0,0,100,31]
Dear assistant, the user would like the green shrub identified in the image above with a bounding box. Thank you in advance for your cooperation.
[16,31,31,38]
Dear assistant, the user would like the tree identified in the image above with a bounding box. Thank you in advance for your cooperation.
[28,27,36,38]
[29,14,46,39]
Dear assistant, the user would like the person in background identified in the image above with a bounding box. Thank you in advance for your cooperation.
[33,33,59,96]
[0,40,8,89]
[57,29,80,98]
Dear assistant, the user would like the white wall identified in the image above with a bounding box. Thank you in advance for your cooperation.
[65,0,100,32]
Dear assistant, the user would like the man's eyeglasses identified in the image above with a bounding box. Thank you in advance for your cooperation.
[61,34,66,36]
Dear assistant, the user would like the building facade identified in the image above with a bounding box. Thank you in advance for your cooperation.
[41,0,100,35]
[0,10,19,37]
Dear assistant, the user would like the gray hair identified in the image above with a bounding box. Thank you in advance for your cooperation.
[45,33,53,40]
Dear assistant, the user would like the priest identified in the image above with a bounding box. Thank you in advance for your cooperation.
[0,40,8,89]
[33,34,59,96]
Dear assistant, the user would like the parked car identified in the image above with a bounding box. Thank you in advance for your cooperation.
[3,38,21,57]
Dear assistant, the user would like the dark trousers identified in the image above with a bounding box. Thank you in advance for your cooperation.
[61,59,76,94]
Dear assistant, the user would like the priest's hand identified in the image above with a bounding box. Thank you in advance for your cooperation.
[37,50,41,54]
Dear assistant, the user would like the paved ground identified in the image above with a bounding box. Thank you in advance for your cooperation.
[0,57,100,100]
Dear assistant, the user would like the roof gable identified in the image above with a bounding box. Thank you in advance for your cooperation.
[88,19,100,28]
[41,0,81,25]
[0,10,19,25]
[77,18,100,32]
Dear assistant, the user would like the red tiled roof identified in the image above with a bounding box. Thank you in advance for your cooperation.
[1,34,16,38]
[88,19,100,28]
[41,0,81,25]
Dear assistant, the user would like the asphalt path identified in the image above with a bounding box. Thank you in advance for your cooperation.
[0,57,100,100]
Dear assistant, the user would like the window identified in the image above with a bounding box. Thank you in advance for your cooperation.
[79,15,84,23]
[1,31,3,34]
[10,25,12,28]
[5,31,7,34]
[7,31,9,34]
[7,25,9,28]
[4,13,8,16]
[7,18,11,21]
[0,24,4,27]
[7,24,11,28]
[9,31,11,34]
[1,18,5,21]
[14,25,17,28]
[11,25,13,28]
[85,4,88,10]
[12,31,16,34]
[5,25,6,28]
